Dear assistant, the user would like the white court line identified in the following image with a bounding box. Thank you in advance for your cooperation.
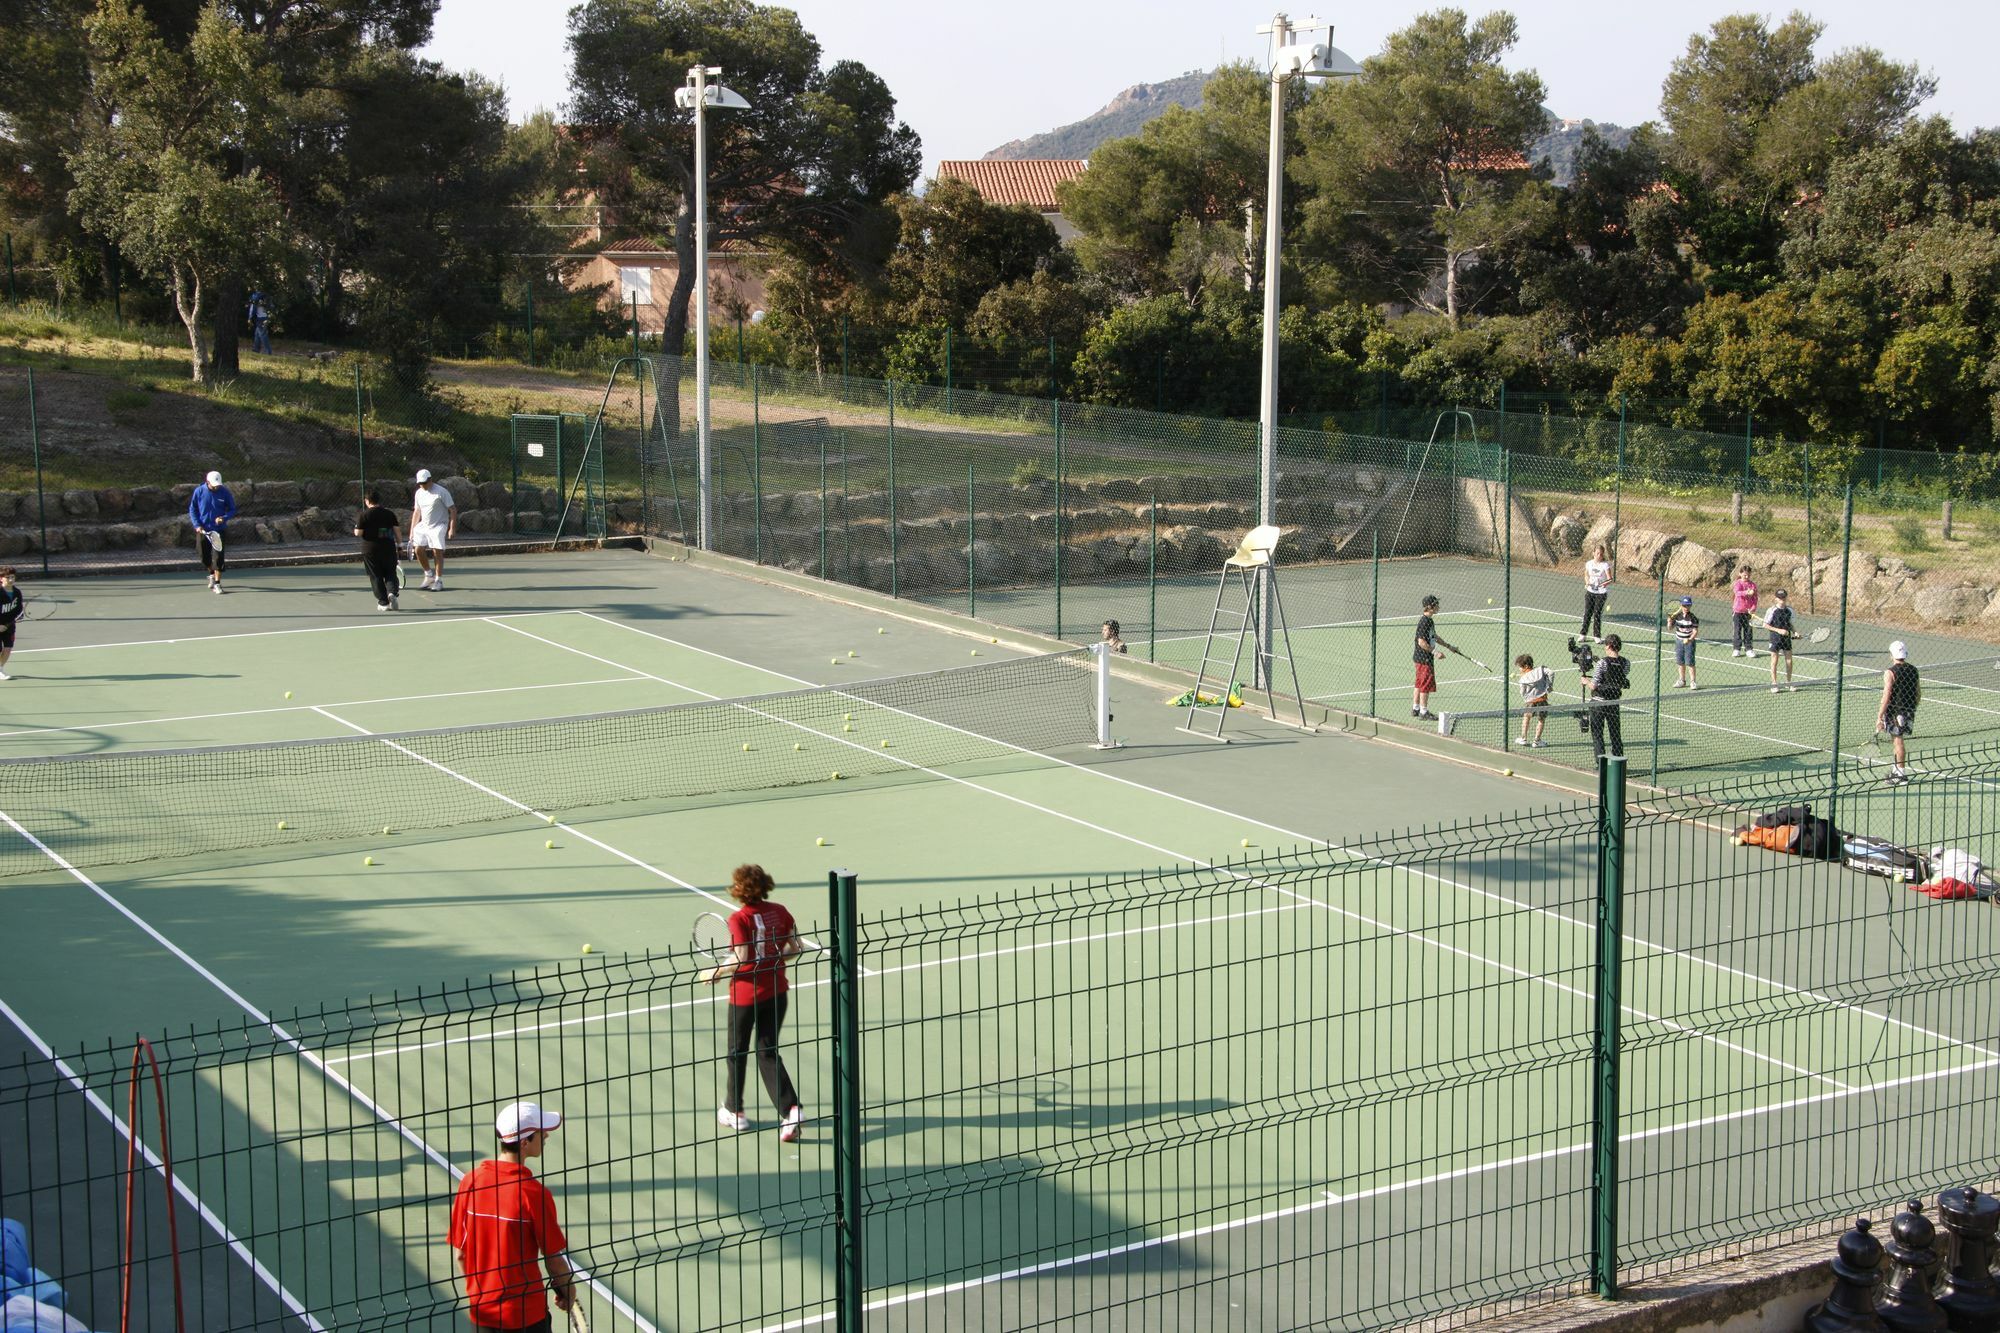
[0,674,651,742]
[579,609,1992,1065]
[750,1052,2000,1331]
[0,994,327,1331]
[10,608,578,655]
[504,618,1851,1090]
[324,901,1310,1068]
[0,810,659,1333]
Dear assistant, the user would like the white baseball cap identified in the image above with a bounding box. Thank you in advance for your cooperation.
[495,1100,561,1142]
[205,470,223,486]
[415,468,433,483]
[1890,641,1908,660]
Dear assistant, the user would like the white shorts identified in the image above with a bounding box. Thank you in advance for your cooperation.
[410,522,449,551]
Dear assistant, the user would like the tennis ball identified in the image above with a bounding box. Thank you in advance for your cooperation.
[816,836,827,846]
[1240,838,1251,848]
[848,650,857,658]
[381,825,392,835]
[742,742,751,751]
[545,813,556,824]
[880,738,891,747]
[363,856,375,867]
[581,944,594,955]
[831,657,839,665]
[877,627,886,634]
[1503,768,1514,777]
[829,770,841,780]
[990,637,998,643]
[283,690,293,699]
[1486,599,1494,606]
[843,723,854,732]
[544,839,555,850]
[277,820,288,830]
[793,742,803,751]
[844,712,854,721]
[970,650,980,657]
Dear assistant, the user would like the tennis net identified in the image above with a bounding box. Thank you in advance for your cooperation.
[0,648,1105,878]
[1434,653,2000,779]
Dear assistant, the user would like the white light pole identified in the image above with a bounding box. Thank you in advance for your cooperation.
[1255,14,1360,684]
[675,65,751,551]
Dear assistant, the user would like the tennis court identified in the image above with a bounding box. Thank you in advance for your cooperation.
[2,547,1997,1330]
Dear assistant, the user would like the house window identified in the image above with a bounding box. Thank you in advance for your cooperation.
[618,266,653,305]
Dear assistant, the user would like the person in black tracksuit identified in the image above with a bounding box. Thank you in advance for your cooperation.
[353,492,402,611]
[1877,643,1921,785]
[1585,634,1630,761]
[0,567,22,680]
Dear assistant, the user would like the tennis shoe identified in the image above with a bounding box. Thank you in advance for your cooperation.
[1688,682,1699,690]
[389,592,399,611]
[1730,649,1741,657]
[1771,685,1782,693]
[377,602,391,612]
[1786,684,1798,692]
[1745,650,1757,659]
[212,582,223,595]
[0,671,10,680]
[1530,738,1545,748]
[431,577,444,592]
[716,1107,749,1132]
[779,1105,803,1143]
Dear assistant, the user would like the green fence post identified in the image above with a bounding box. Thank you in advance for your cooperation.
[1591,753,1627,1300]
[1829,486,1855,823]
[525,285,535,367]
[1496,379,1507,453]
[1501,453,1513,746]
[819,428,828,580]
[751,365,763,565]
[887,382,898,597]
[1047,335,1058,401]
[943,327,953,413]
[354,362,367,495]
[1876,417,1885,490]
[1614,397,1625,568]
[967,460,977,619]
[736,314,745,365]
[1803,444,1815,614]
[1147,494,1158,663]
[1743,410,1753,489]
[28,365,49,577]
[1053,401,1064,640]
[639,361,656,543]
[828,867,864,1331]
[1651,570,1665,785]
[4,233,14,303]
[1369,528,1380,719]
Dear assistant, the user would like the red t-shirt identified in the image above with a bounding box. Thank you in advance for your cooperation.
[448,1159,567,1329]
[728,900,796,1005]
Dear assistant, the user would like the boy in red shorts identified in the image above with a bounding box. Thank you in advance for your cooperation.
[448,1101,575,1331]
[1412,595,1441,720]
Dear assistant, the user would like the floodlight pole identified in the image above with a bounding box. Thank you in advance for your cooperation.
[1256,13,1358,687]
[683,64,749,551]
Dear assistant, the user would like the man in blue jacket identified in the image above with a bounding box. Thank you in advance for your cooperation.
[188,469,236,594]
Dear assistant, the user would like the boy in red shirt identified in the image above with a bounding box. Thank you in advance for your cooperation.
[707,863,805,1141]
[448,1101,575,1331]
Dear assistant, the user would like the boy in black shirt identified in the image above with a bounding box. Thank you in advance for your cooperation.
[1585,634,1630,761]
[0,567,22,680]
[1877,641,1921,785]
[353,492,403,611]
[1412,595,1440,720]
[1669,596,1700,690]
[1763,590,1796,692]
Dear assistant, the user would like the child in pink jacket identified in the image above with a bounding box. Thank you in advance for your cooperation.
[1730,572,1758,657]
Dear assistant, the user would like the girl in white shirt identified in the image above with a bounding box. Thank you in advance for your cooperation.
[1580,544,1613,641]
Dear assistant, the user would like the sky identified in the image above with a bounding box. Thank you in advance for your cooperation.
[424,0,2000,179]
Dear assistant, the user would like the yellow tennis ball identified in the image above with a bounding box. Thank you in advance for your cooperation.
[848,650,857,658]
[829,770,841,780]
[880,738,891,747]
[1240,838,1251,848]
[831,657,839,665]
[990,637,998,643]
[793,742,803,751]
[581,943,594,955]
[816,836,827,846]
[276,820,288,830]
[1486,598,1494,606]
[877,627,886,634]
[381,825,392,835]
[843,723,854,732]
[970,650,980,657]
[363,856,375,867]
[844,713,853,721]
[1503,768,1514,776]
[545,839,555,850]
[283,690,293,699]
[742,742,751,751]
[544,813,556,824]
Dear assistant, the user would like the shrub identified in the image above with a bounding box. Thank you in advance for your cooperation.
[1890,516,1931,551]
[1747,506,1776,534]
[1011,458,1048,488]
[105,389,151,413]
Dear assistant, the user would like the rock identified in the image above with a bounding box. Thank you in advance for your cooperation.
[1664,540,1730,587]
[103,523,147,550]
[0,531,29,558]
[256,480,303,510]
[441,475,476,510]
[61,489,99,519]
[1098,478,1143,503]
[1912,584,1992,623]
[1621,528,1684,576]
[171,483,196,508]
[460,508,498,535]
[302,479,344,507]
[97,488,133,517]
[0,495,18,524]
[1583,515,1619,555]
[516,510,546,533]
[966,539,1018,583]
[64,527,103,553]
[479,481,510,509]
[1550,513,1585,555]
[128,486,169,519]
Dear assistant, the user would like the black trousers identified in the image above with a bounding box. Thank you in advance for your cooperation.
[725,995,798,1115]
[1590,703,1624,760]
[1580,590,1608,638]
[364,549,400,604]
[1732,611,1753,651]
[199,534,226,576]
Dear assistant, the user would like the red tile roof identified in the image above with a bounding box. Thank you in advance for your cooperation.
[938,159,1089,211]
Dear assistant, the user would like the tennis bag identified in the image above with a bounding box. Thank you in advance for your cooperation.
[1841,835,1929,882]
[1736,824,1802,854]
[1753,804,1815,830]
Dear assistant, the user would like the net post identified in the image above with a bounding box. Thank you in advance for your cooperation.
[1093,642,1115,748]
[1829,485,1855,825]
[1501,452,1513,749]
[1368,527,1380,719]
[1053,401,1064,641]
[1651,569,1665,785]
[828,868,865,1331]
[751,364,762,565]
[967,459,976,620]
[1147,493,1158,663]
[29,364,49,577]
[887,382,899,598]
[1591,754,1627,1300]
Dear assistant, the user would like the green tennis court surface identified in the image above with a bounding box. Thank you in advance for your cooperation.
[2,549,1996,1330]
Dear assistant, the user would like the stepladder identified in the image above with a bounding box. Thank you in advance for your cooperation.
[1179,525,1313,740]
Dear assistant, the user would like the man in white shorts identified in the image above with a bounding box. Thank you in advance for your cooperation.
[408,469,457,591]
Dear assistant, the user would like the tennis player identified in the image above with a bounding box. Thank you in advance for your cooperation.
[409,469,457,591]
[1763,590,1797,692]
[447,1100,575,1331]
[353,492,402,611]
[707,864,804,1142]
[1100,620,1128,654]
[0,568,22,680]
[1584,634,1630,761]
[1579,544,1613,641]
[1515,653,1552,747]
[1730,571,1759,657]
[1877,641,1921,786]
[188,470,236,594]
[1412,595,1441,720]
[1669,596,1700,689]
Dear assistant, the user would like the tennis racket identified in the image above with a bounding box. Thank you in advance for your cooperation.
[1869,727,1890,758]
[692,910,734,980]
[1437,638,1493,673]
[567,1299,590,1333]
[205,529,225,555]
